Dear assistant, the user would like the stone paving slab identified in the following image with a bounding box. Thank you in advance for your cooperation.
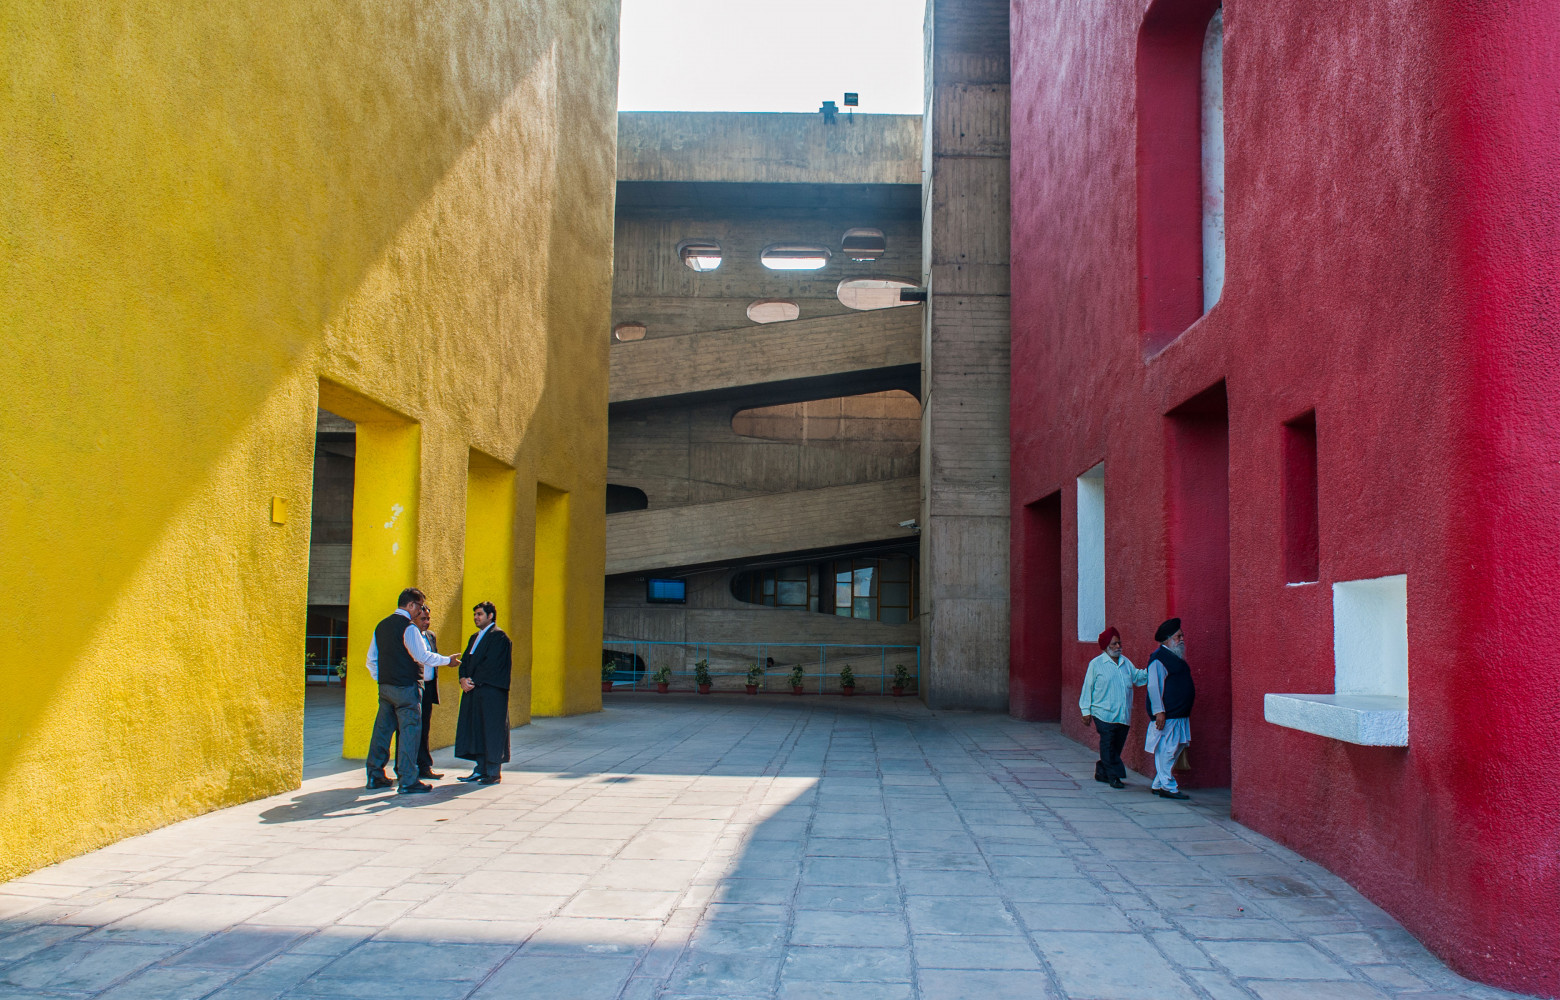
[0,696,1541,1000]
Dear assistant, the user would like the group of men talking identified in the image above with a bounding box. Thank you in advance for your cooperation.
[1078,617,1197,800]
[364,587,513,794]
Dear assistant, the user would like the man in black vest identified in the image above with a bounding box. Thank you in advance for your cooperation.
[365,588,459,794]
[1144,617,1195,800]
[413,604,442,781]
[454,601,512,785]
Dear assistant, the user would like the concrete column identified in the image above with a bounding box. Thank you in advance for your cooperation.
[920,0,1011,710]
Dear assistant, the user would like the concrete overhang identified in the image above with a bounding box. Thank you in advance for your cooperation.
[618,112,923,186]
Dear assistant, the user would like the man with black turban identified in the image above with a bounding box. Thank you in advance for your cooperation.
[1145,617,1194,800]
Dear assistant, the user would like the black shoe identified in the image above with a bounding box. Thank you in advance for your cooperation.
[1094,773,1109,783]
[1109,778,1126,789]
[366,772,394,790]
[397,782,433,795]
[477,774,501,785]
[419,769,443,780]
[456,771,482,783]
[1154,788,1190,800]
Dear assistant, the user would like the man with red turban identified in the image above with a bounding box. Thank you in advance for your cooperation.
[1079,625,1147,788]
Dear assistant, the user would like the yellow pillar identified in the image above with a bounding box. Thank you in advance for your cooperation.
[319,381,420,760]
[531,482,572,716]
[460,452,524,729]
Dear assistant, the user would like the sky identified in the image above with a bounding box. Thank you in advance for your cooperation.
[617,0,926,115]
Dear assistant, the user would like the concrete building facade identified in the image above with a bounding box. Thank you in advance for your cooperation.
[604,113,928,692]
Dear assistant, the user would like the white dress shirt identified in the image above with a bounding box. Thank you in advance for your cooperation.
[366,609,452,682]
[468,621,495,656]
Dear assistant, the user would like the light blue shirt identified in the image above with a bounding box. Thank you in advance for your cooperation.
[1078,652,1148,725]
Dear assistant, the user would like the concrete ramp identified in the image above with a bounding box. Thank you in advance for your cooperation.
[609,309,921,405]
[606,476,920,576]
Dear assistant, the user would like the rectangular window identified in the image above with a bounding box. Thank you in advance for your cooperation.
[1137,0,1225,351]
[1282,412,1320,583]
[1333,575,1408,699]
[1076,464,1106,640]
[646,578,686,604]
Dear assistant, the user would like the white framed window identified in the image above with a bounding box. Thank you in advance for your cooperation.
[1076,463,1106,640]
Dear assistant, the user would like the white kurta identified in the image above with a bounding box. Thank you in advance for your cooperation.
[1144,653,1192,792]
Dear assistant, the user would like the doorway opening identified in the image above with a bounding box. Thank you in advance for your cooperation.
[1012,491,1063,721]
[1164,381,1231,787]
[531,482,571,716]
[304,408,354,771]
[463,451,520,733]
[312,380,421,761]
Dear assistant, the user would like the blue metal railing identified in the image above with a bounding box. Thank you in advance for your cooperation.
[304,634,348,685]
[602,639,920,695]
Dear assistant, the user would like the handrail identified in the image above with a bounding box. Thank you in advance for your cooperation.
[602,638,920,695]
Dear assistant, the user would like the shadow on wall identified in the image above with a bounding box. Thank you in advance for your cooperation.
[4,0,615,882]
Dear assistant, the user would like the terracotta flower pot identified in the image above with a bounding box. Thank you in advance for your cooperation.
[656,682,669,693]
[745,684,758,695]
[891,686,905,697]
[697,683,712,694]
[601,681,613,693]
[841,686,855,697]
[791,686,804,695]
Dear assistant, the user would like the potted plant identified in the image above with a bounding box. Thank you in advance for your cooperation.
[336,657,348,688]
[651,666,671,693]
[839,664,856,697]
[601,658,617,693]
[694,658,712,694]
[790,665,806,695]
[891,663,911,697]
[745,663,762,695]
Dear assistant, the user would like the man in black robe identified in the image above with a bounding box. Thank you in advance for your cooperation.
[455,601,512,785]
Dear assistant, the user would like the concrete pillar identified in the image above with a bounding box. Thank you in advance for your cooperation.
[919,0,1011,710]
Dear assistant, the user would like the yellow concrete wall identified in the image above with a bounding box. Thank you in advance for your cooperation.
[0,0,616,880]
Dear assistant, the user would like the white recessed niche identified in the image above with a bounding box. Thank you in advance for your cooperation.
[1265,573,1409,746]
[1076,464,1105,641]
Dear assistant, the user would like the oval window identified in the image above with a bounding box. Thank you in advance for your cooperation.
[837,278,917,311]
[841,227,886,261]
[613,322,646,342]
[760,244,831,271]
[746,300,800,324]
[678,239,723,272]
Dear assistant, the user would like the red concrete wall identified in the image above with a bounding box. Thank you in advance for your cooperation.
[1009,0,1560,995]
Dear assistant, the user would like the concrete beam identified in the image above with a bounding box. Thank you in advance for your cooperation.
[618,112,923,186]
[610,308,923,405]
[606,477,920,576]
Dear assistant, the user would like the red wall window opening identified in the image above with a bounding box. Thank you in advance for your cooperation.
[1282,412,1320,584]
[1137,0,1223,352]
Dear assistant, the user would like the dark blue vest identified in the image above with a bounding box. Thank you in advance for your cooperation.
[374,612,421,687]
[1147,646,1195,719]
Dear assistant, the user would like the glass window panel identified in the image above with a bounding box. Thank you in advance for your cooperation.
[836,566,852,584]
[776,581,807,606]
[836,583,852,608]
[808,597,819,612]
[881,582,910,607]
[835,605,852,617]
[880,607,910,625]
[762,578,775,597]
[780,565,808,581]
[853,566,877,597]
[880,557,910,582]
[853,597,877,619]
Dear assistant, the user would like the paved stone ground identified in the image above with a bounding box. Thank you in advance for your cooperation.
[0,696,1536,1000]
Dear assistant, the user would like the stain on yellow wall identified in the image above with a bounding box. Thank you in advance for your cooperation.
[0,0,616,881]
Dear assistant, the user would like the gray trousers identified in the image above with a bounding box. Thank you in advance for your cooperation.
[366,683,422,788]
